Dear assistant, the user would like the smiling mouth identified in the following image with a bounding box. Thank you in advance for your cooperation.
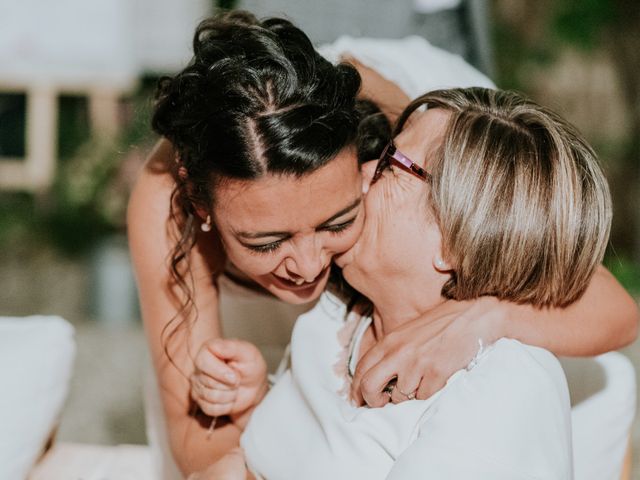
[272,266,330,290]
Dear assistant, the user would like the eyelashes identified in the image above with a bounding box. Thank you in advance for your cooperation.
[325,219,357,234]
[246,241,282,254]
[244,218,357,255]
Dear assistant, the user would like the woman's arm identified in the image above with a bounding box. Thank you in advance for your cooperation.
[502,265,639,354]
[188,448,256,480]
[348,57,411,123]
[352,264,639,407]
[128,139,240,474]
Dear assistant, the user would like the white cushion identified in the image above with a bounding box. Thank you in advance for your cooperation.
[0,316,75,479]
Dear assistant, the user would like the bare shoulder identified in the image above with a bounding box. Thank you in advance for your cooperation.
[128,138,176,225]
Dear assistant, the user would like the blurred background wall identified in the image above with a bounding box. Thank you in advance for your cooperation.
[0,0,638,470]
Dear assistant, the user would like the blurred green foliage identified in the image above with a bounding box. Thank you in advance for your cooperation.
[214,0,238,11]
[553,0,615,50]
[0,79,157,257]
[605,255,640,297]
[57,96,91,160]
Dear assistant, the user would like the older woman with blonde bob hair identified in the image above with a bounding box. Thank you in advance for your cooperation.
[409,87,611,308]
[196,86,615,479]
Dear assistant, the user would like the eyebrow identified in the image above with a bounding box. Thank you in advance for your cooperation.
[236,197,362,240]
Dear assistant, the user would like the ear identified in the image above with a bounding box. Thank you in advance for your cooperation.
[432,254,451,273]
[193,204,210,222]
[431,231,451,273]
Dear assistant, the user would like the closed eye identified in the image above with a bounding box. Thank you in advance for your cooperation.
[244,239,284,254]
[242,215,358,255]
[322,217,356,234]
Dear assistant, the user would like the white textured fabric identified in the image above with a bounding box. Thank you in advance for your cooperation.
[317,35,495,99]
[29,442,153,480]
[413,0,461,14]
[241,293,573,479]
[562,354,636,480]
[0,316,75,479]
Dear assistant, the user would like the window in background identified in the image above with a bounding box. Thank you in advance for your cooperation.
[0,93,26,159]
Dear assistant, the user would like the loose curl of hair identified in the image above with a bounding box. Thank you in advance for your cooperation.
[151,11,390,362]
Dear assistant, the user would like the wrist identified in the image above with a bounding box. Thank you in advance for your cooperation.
[230,380,269,430]
[477,296,509,343]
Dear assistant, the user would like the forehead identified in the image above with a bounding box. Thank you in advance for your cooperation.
[213,149,361,231]
[395,108,451,166]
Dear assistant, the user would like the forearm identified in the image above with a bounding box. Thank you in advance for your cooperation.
[500,266,639,356]
[347,56,410,122]
[169,413,242,475]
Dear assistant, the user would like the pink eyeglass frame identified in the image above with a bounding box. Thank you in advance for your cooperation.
[371,141,430,184]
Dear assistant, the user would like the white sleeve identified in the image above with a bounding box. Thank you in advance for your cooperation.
[386,340,573,480]
[318,35,495,100]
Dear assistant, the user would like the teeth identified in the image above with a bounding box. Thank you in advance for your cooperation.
[294,278,305,286]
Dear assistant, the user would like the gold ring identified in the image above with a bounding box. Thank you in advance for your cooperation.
[398,388,416,400]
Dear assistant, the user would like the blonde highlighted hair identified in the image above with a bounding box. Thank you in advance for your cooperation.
[396,88,612,308]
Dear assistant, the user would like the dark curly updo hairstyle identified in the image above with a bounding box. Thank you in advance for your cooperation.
[151,10,390,355]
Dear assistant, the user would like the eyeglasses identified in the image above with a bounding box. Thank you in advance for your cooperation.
[371,141,431,185]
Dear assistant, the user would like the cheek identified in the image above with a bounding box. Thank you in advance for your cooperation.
[327,213,365,255]
[351,207,412,275]
[228,248,282,276]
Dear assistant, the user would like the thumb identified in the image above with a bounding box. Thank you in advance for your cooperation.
[207,338,260,365]
[206,338,242,361]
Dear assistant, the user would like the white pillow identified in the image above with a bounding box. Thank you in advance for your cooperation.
[0,316,75,479]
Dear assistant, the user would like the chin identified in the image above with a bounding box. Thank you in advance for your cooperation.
[341,263,369,296]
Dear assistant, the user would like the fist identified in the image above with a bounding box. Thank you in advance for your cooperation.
[190,338,268,418]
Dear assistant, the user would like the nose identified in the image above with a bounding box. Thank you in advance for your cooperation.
[285,235,327,282]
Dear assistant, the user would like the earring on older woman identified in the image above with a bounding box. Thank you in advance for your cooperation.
[201,215,212,232]
[434,257,447,271]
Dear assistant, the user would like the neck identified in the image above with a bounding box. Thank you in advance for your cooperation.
[366,271,446,339]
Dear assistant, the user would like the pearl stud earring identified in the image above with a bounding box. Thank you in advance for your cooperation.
[201,215,212,232]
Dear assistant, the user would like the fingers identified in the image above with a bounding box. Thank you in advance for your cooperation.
[207,338,260,364]
[195,341,239,387]
[415,365,447,400]
[350,345,385,406]
[193,396,234,417]
[389,370,422,404]
[357,366,421,407]
[203,338,266,382]
[354,334,419,407]
[358,359,398,408]
[191,374,238,417]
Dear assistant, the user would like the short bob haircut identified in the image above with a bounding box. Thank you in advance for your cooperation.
[396,87,612,308]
